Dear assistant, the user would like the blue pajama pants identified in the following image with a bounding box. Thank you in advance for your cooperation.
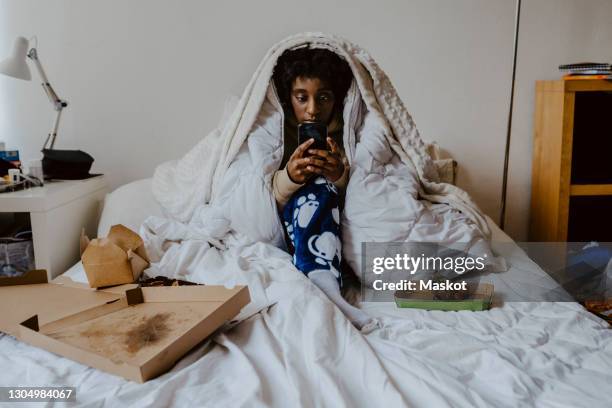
[282,176,343,287]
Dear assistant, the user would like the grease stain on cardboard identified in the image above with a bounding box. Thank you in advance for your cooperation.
[125,313,171,353]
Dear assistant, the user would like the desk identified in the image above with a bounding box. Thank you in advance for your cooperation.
[0,176,108,279]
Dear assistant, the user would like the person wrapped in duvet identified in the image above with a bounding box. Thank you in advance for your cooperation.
[147,33,501,334]
[271,49,377,330]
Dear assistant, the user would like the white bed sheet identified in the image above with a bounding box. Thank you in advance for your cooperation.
[1,219,611,408]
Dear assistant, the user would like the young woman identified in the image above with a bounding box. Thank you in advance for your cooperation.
[272,48,375,330]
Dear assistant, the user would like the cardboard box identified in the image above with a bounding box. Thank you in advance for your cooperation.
[0,270,130,337]
[1,270,250,382]
[81,224,150,288]
[18,285,250,382]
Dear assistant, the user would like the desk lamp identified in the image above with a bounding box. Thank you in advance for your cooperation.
[0,36,94,179]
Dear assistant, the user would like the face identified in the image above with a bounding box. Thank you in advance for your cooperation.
[290,76,335,124]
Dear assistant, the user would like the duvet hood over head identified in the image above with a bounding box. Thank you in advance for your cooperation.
[152,32,491,240]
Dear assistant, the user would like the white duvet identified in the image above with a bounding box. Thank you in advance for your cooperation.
[1,223,610,407]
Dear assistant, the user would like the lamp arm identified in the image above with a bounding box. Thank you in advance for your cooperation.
[44,109,63,150]
[27,48,68,149]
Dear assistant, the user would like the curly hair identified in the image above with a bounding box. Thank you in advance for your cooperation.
[273,48,353,116]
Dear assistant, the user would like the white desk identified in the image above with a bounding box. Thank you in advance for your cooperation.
[0,176,108,279]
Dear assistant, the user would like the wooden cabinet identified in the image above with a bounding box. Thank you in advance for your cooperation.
[530,80,612,242]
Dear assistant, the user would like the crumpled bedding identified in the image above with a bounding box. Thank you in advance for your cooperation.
[0,222,610,407]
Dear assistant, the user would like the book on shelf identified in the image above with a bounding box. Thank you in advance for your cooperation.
[559,62,612,81]
[559,62,611,72]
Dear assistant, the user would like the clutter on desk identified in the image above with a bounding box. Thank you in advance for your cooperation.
[0,145,44,192]
[0,148,21,168]
[0,145,21,184]
[0,168,44,193]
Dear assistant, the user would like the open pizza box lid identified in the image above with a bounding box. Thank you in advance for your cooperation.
[0,270,251,382]
[0,269,136,338]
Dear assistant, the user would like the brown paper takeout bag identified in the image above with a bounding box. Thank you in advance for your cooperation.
[81,224,149,288]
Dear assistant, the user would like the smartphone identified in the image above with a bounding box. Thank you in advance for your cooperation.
[298,121,328,153]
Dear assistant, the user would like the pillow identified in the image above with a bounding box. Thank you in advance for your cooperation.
[97,178,163,237]
[425,141,457,184]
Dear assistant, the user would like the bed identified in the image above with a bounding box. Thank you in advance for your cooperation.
[0,178,610,407]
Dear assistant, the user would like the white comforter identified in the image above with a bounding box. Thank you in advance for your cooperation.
[1,222,610,407]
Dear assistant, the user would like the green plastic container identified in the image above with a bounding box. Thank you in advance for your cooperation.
[394,283,494,311]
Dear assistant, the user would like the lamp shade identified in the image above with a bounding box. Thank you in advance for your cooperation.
[0,36,31,81]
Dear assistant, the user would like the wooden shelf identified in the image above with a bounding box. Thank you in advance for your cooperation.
[536,79,612,93]
[564,79,612,92]
[570,184,612,196]
[530,80,612,241]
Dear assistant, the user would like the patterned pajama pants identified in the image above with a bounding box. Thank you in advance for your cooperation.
[282,176,343,287]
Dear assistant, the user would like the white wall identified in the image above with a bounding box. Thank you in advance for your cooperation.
[1,0,611,240]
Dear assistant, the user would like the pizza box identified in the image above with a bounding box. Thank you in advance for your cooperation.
[0,269,134,338]
[17,285,250,382]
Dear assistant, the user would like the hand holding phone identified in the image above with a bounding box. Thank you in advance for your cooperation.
[287,121,345,184]
[308,137,345,183]
[286,138,317,184]
[298,121,328,154]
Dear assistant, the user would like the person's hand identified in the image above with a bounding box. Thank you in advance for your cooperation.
[306,137,345,183]
[286,138,321,184]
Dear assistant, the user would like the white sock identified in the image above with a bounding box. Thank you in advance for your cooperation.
[309,270,376,331]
